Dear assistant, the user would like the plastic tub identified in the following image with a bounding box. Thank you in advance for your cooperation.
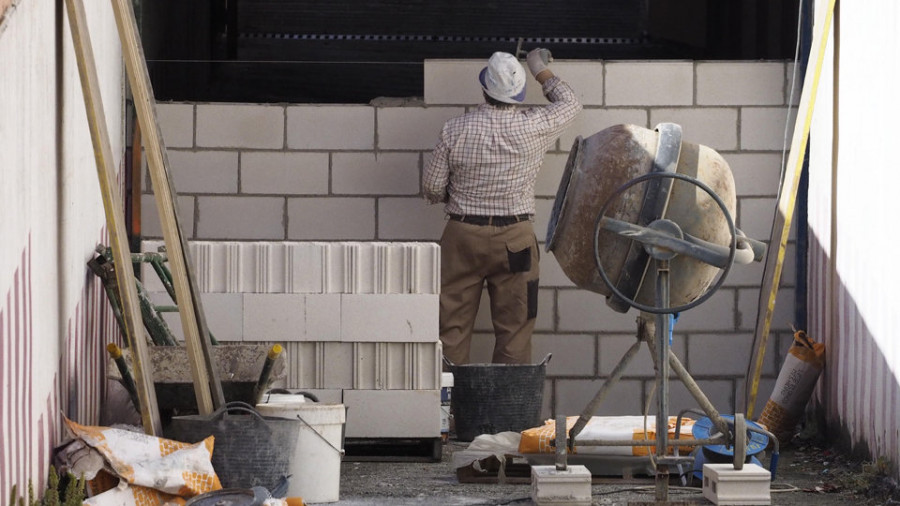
[256,398,346,503]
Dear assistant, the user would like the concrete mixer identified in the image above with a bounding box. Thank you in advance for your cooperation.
[539,123,776,503]
[547,122,764,313]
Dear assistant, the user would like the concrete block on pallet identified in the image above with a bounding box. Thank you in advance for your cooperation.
[281,341,327,389]
[351,342,441,390]
[305,294,342,340]
[323,342,354,389]
[531,465,592,506]
[341,294,438,342]
[153,292,243,343]
[335,241,439,294]
[343,389,441,438]
[338,242,376,293]
[280,341,441,390]
[286,242,327,293]
[243,293,304,341]
[702,463,771,505]
[301,389,343,405]
[408,243,441,295]
[257,388,342,406]
[250,242,286,293]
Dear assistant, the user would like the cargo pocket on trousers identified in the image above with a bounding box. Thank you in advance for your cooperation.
[507,237,533,273]
[527,279,539,320]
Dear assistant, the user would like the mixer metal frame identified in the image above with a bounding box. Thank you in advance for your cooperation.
[551,162,772,502]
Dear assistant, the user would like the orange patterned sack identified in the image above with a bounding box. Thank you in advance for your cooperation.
[64,418,222,505]
[758,330,825,444]
[518,416,695,456]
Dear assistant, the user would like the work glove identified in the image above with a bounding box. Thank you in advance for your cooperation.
[526,48,553,77]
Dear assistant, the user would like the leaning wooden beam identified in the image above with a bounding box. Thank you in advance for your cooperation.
[109,0,225,413]
[744,0,836,418]
[64,0,162,435]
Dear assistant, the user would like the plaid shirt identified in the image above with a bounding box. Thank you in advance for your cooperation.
[423,76,582,216]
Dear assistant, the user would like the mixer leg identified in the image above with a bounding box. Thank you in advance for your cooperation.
[568,338,642,444]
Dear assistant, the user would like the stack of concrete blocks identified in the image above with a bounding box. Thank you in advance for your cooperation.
[141,239,442,440]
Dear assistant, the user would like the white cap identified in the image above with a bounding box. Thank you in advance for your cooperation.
[479,52,527,104]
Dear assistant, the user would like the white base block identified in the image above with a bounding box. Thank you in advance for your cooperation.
[531,465,592,506]
[343,389,440,438]
[702,463,771,505]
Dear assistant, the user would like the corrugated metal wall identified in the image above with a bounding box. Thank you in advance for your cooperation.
[807,0,900,470]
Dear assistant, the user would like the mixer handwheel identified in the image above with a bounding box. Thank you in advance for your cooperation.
[592,171,738,314]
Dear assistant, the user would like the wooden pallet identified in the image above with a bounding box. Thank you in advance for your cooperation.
[343,437,442,462]
[456,454,670,486]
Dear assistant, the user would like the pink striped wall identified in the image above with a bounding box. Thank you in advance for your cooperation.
[0,234,120,501]
[808,200,900,468]
[1,236,35,501]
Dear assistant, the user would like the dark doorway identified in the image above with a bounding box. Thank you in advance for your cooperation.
[140,0,800,103]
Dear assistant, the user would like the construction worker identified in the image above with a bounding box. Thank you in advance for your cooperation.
[424,49,582,365]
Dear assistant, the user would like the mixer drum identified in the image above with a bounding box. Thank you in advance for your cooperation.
[546,124,736,313]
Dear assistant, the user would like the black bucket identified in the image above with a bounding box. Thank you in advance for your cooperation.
[447,355,550,442]
[164,402,298,489]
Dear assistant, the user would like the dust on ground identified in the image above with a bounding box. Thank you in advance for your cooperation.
[329,433,899,506]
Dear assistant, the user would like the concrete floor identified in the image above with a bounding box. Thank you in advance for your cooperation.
[324,439,884,506]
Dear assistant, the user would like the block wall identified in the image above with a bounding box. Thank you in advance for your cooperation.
[143,60,799,422]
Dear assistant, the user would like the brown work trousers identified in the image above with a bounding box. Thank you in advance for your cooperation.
[439,219,539,365]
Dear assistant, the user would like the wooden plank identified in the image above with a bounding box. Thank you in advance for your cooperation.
[63,0,161,435]
[744,0,836,418]
[109,0,225,414]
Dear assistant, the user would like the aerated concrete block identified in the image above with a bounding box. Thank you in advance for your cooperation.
[531,465,592,506]
[702,463,771,505]
[341,294,438,342]
[279,341,441,391]
[342,389,441,438]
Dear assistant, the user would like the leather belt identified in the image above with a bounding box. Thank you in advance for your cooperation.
[448,214,532,226]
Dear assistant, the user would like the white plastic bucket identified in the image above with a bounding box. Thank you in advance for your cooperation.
[256,399,346,503]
